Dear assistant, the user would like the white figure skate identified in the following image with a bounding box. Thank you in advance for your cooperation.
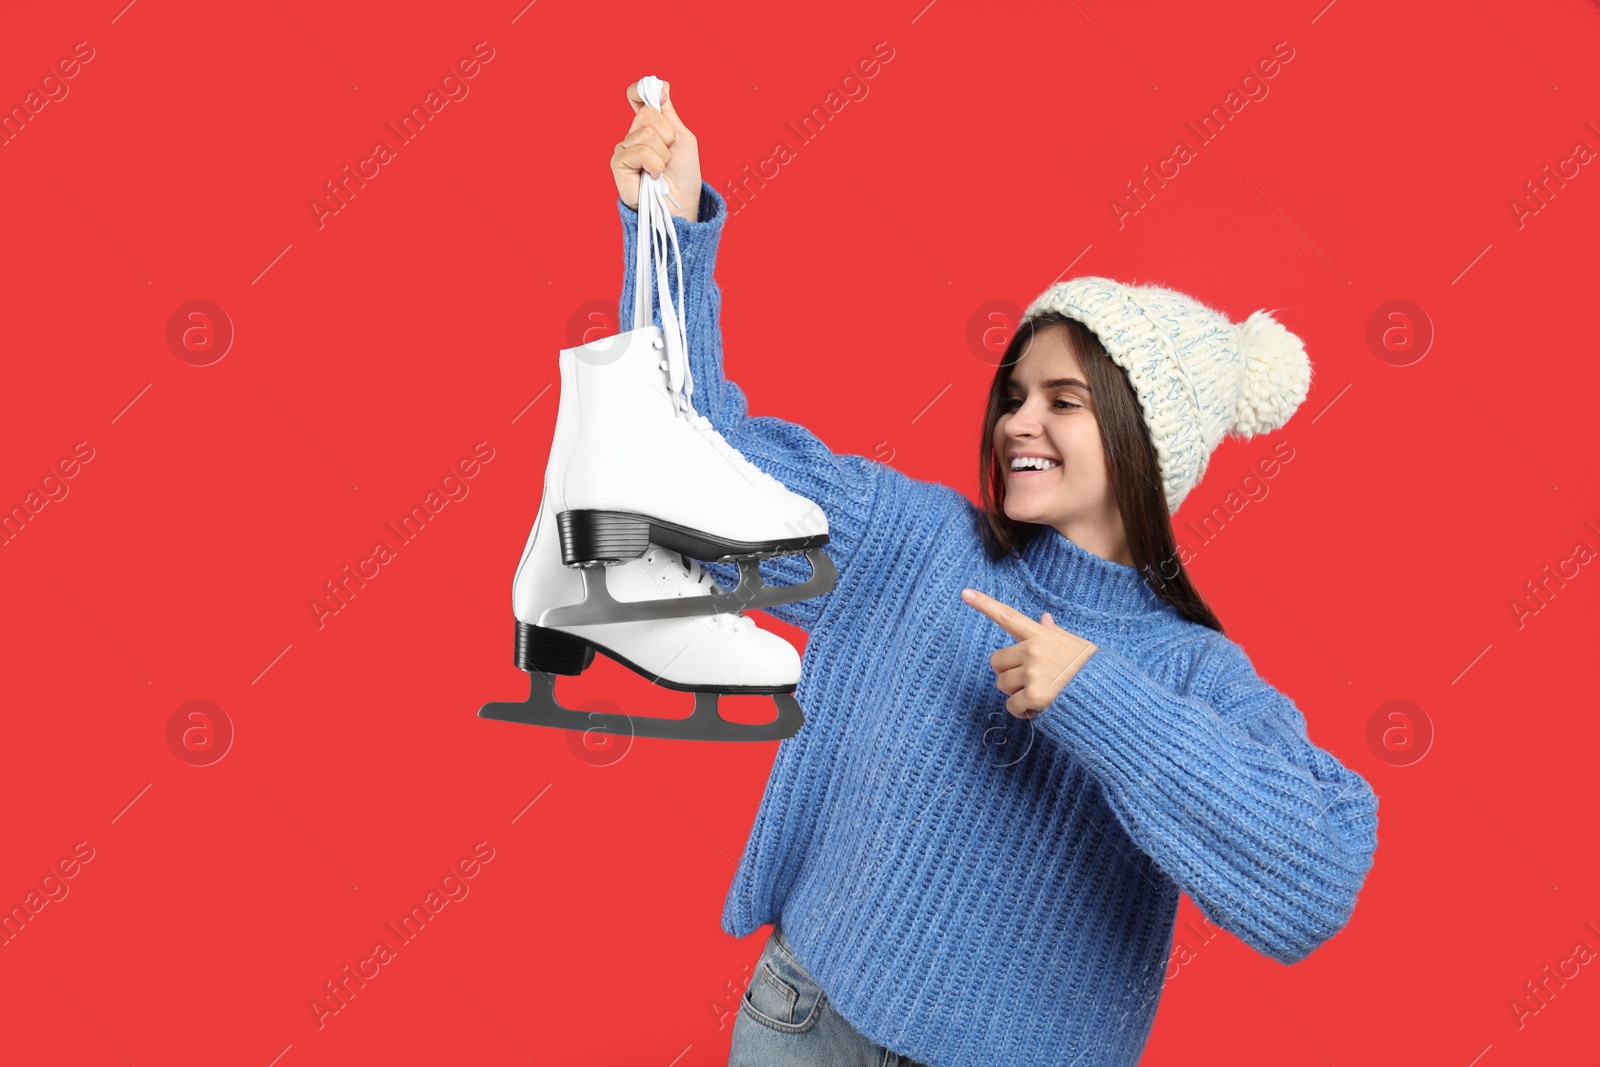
[478,74,832,742]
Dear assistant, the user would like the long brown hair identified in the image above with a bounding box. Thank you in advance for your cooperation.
[976,310,1223,633]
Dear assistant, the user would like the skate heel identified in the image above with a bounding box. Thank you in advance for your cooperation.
[515,620,595,675]
[558,510,650,565]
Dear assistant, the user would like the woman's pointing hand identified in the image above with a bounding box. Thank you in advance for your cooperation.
[962,589,1098,719]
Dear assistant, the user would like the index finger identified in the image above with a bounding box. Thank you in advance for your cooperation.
[960,588,1040,641]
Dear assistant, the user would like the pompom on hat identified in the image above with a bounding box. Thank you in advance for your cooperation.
[1022,277,1313,512]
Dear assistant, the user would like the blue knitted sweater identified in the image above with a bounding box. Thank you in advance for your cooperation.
[617,183,1379,1067]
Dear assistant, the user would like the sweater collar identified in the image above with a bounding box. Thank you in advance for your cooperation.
[1017,525,1166,617]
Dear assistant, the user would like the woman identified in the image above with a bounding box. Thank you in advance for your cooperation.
[610,80,1379,1067]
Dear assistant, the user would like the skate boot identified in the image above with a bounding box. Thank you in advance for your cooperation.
[547,325,837,623]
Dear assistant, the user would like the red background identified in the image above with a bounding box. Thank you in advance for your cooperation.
[2,1,1598,1064]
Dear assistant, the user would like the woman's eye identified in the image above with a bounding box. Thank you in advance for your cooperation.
[1003,397,1080,412]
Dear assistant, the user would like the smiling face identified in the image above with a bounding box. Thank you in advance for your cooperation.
[994,325,1133,566]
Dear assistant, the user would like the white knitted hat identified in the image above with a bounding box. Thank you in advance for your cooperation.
[1022,277,1313,512]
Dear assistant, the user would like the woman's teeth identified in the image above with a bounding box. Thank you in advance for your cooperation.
[1010,457,1060,474]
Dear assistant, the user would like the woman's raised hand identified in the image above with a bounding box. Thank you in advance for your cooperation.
[611,78,702,222]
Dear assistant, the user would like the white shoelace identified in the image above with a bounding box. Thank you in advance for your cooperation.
[643,547,754,634]
[648,349,785,489]
[633,74,787,497]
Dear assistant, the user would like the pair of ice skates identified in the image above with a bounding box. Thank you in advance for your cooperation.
[478,76,836,743]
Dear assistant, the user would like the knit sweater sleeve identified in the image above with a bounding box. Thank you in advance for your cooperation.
[617,181,909,631]
[1032,635,1380,965]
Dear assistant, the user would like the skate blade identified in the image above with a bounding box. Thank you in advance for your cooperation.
[559,508,830,567]
[540,547,838,627]
[478,672,805,742]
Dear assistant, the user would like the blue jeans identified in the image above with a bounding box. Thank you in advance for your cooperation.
[729,926,932,1067]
